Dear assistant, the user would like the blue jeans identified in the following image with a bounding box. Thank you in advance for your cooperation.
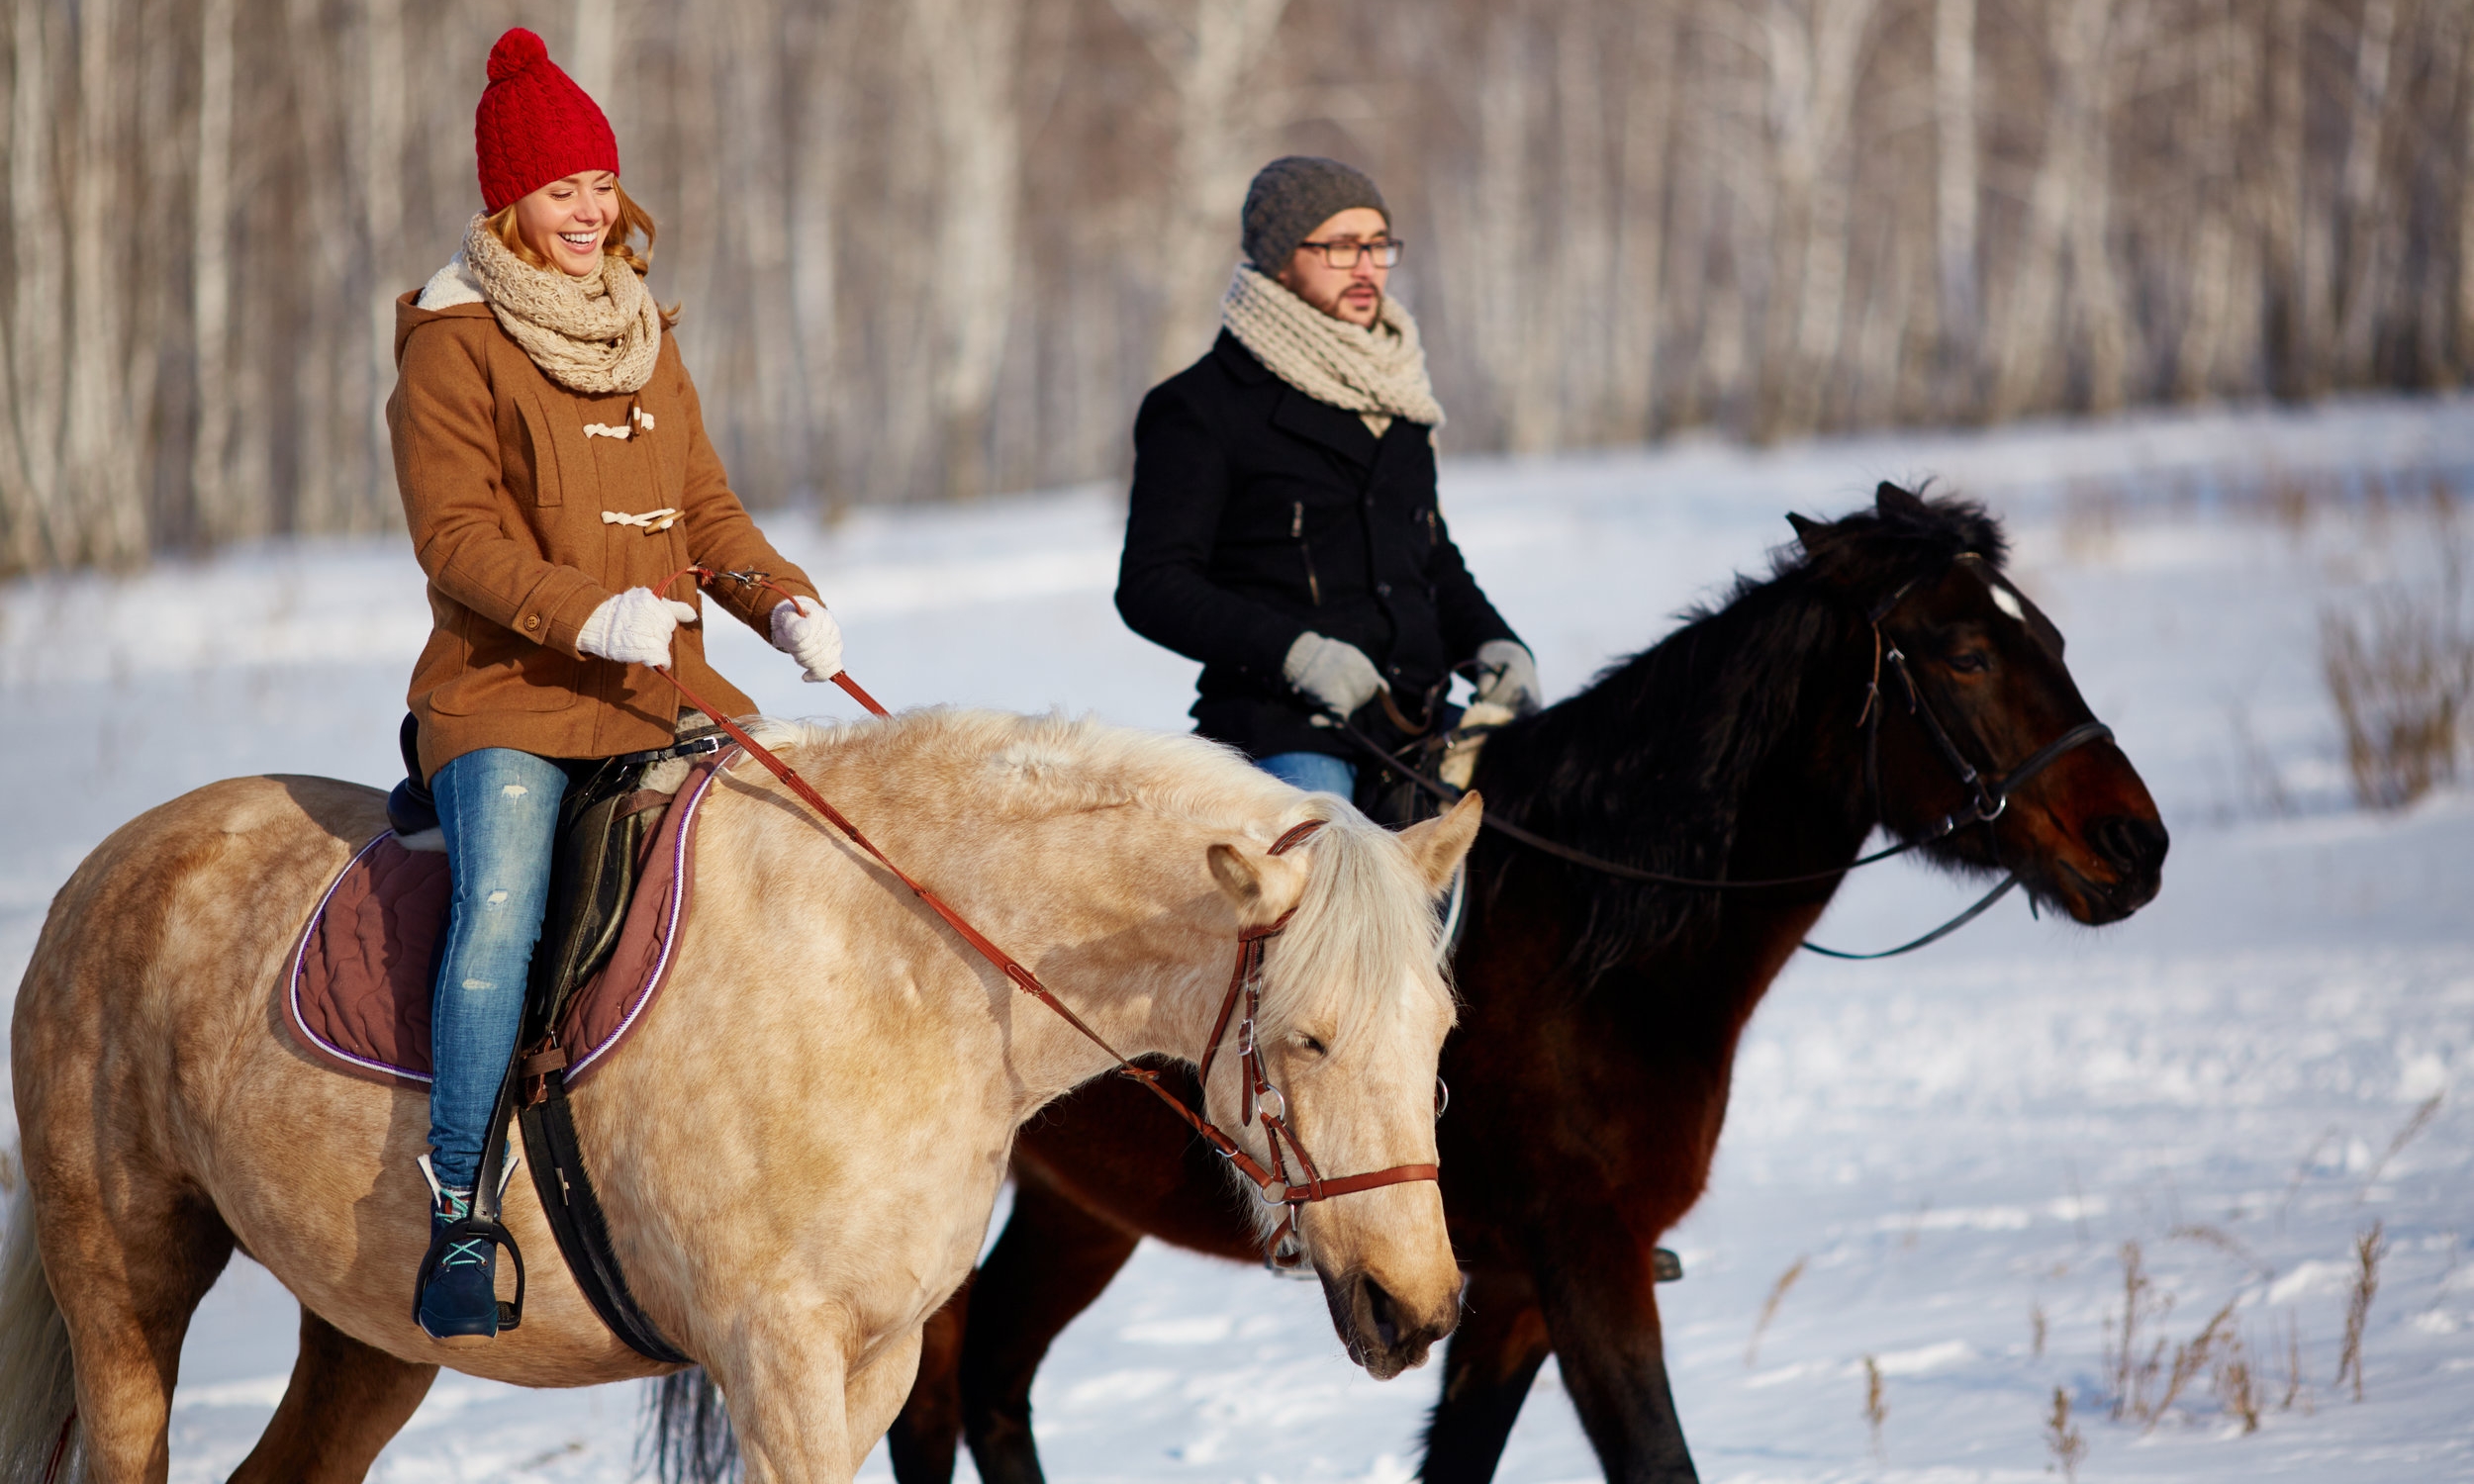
[1258,751,1357,797]
[426,748,569,1192]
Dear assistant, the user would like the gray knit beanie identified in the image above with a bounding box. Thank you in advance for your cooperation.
[1241,156,1388,271]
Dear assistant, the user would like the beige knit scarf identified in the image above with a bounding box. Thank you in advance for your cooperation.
[457,215,662,396]
[1220,264,1445,437]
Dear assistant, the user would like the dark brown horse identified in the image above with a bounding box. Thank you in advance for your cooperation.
[853,485,2167,1484]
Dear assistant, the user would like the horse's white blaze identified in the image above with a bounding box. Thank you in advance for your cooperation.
[1989,583,2025,621]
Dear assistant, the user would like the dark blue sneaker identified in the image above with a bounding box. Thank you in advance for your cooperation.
[415,1168,498,1346]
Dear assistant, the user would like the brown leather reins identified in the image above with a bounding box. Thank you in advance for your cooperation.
[650,565,1437,1262]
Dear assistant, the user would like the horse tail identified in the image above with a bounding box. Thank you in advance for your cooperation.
[638,1368,738,1484]
[0,1174,79,1483]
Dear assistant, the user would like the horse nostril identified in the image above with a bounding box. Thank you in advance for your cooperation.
[2088,813,2169,876]
[1363,1275,1402,1350]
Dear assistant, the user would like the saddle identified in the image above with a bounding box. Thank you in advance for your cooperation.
[294,714,729,1361]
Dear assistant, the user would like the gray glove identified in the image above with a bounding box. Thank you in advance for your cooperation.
[1471,639,1542,715]
[1284,631,1387,717]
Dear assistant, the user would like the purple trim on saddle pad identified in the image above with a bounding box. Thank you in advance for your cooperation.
[285,749,736,1091]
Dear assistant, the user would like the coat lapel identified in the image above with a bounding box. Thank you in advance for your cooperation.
[1271,384,1380,470]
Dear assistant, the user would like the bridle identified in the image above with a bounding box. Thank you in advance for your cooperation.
[646,565,1436,1269]
[1182,817,1439,1268]
[1341,554,2117,959]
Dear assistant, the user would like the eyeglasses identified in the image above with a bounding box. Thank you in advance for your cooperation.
[1295,236,1404,269]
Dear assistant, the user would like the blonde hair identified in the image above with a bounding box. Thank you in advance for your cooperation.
[483,180,680,329]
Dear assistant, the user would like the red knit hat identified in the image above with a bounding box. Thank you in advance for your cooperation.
[474,29,618,216]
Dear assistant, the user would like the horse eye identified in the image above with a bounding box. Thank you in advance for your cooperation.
[1295,1033,1329,1057]
[1946,650,1991,675]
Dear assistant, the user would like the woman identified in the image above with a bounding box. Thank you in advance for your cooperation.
[1114,155,1537,803]
[388,28,844,1345]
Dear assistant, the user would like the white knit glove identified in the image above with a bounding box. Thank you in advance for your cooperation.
[575,587,699,667]
[1471,639,1542,715]
[770,597,845,683]
[1284,631,1387,718]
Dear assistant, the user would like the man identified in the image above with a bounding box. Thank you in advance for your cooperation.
[1115,155,1537,805]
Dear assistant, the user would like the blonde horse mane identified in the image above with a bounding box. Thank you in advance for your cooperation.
[740,707,1452,1053]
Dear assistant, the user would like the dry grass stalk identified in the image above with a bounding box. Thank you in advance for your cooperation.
[2148,1297,2240,1428]
[2045,1387,2088,1482]
[2335,1220,2389,1401]
[2171,1223,2270,1276]
[2215,1328,2262,1435]
[2106,1241,2170,1418]
[2031,1300,2048,1358]
[1861,1354,1886,1461]
[2281,1311,2311,1414]
[2360,1093,2443,1197]
[2320,504,2472,811]
[1744,1255,1807,1367]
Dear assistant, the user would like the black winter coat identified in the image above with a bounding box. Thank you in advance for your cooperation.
[1116,330,1521,760]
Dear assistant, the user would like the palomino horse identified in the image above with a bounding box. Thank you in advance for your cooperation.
[0,707,1481,1483]
[883,486,2169,1484]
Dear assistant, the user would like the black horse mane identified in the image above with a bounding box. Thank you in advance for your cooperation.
[1469,485,2008,984]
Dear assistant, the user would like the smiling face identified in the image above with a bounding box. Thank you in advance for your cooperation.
[1277,207,1392,327]
[513,170,618,277]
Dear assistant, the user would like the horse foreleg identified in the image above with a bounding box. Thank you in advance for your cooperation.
[887,1282,968,1484]
[1417,1264,1551,1484]
[31,1179,231,1484]
[960,1175,1142,1484]
[226,1304,436,1483]
[1533,1243,1698,1484]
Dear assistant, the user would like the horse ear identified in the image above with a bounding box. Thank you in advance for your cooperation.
[1786,512,1826,548]
[1207,842,1306,923]
[1397,790,1483,896]
[1876,481,1927,516]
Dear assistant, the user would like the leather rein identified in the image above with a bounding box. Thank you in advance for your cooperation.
[1343,564,2117,960]
[649,565,1435,1263]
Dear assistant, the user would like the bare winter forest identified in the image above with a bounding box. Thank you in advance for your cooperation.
[0,0,2467,575]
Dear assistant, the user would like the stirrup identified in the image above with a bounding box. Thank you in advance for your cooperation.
[414,1157,527,1334]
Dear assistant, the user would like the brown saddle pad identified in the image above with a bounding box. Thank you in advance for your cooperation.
[286,750,734,1091]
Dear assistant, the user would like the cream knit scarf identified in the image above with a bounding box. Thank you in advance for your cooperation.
[438,215,662,396]
[1220,264,1445,437]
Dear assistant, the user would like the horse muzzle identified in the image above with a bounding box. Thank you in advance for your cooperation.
[1320,1264,1460,1380]
[2049,811,2168,924]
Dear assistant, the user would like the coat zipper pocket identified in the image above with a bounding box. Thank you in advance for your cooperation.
[1293,501,1322,606]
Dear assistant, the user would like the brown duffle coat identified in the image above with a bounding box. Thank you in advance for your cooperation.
[388,292,819,780]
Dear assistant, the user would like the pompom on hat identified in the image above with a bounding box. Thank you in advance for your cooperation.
[474,28,618,215]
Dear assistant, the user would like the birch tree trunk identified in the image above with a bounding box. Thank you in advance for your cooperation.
[915,0,1023,500]
[192,0,238,544]
[1754,0,1878,440]
[1605,0,1673,443]
[1933,0,1978,407]
[2460,4,2474,380]
[2173,0,2244,402]
[360,0,407,527]
[1115,0,1292,381]
[63,0,144,567]
[2331,0,2400,379]
[7,0,63,569]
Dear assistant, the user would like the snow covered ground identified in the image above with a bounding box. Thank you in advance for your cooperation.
[3,394,2470,1482]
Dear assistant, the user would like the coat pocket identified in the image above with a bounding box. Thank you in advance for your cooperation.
[1292,500,1322,606]
[424,625,582,714]
[516,389,565,508]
